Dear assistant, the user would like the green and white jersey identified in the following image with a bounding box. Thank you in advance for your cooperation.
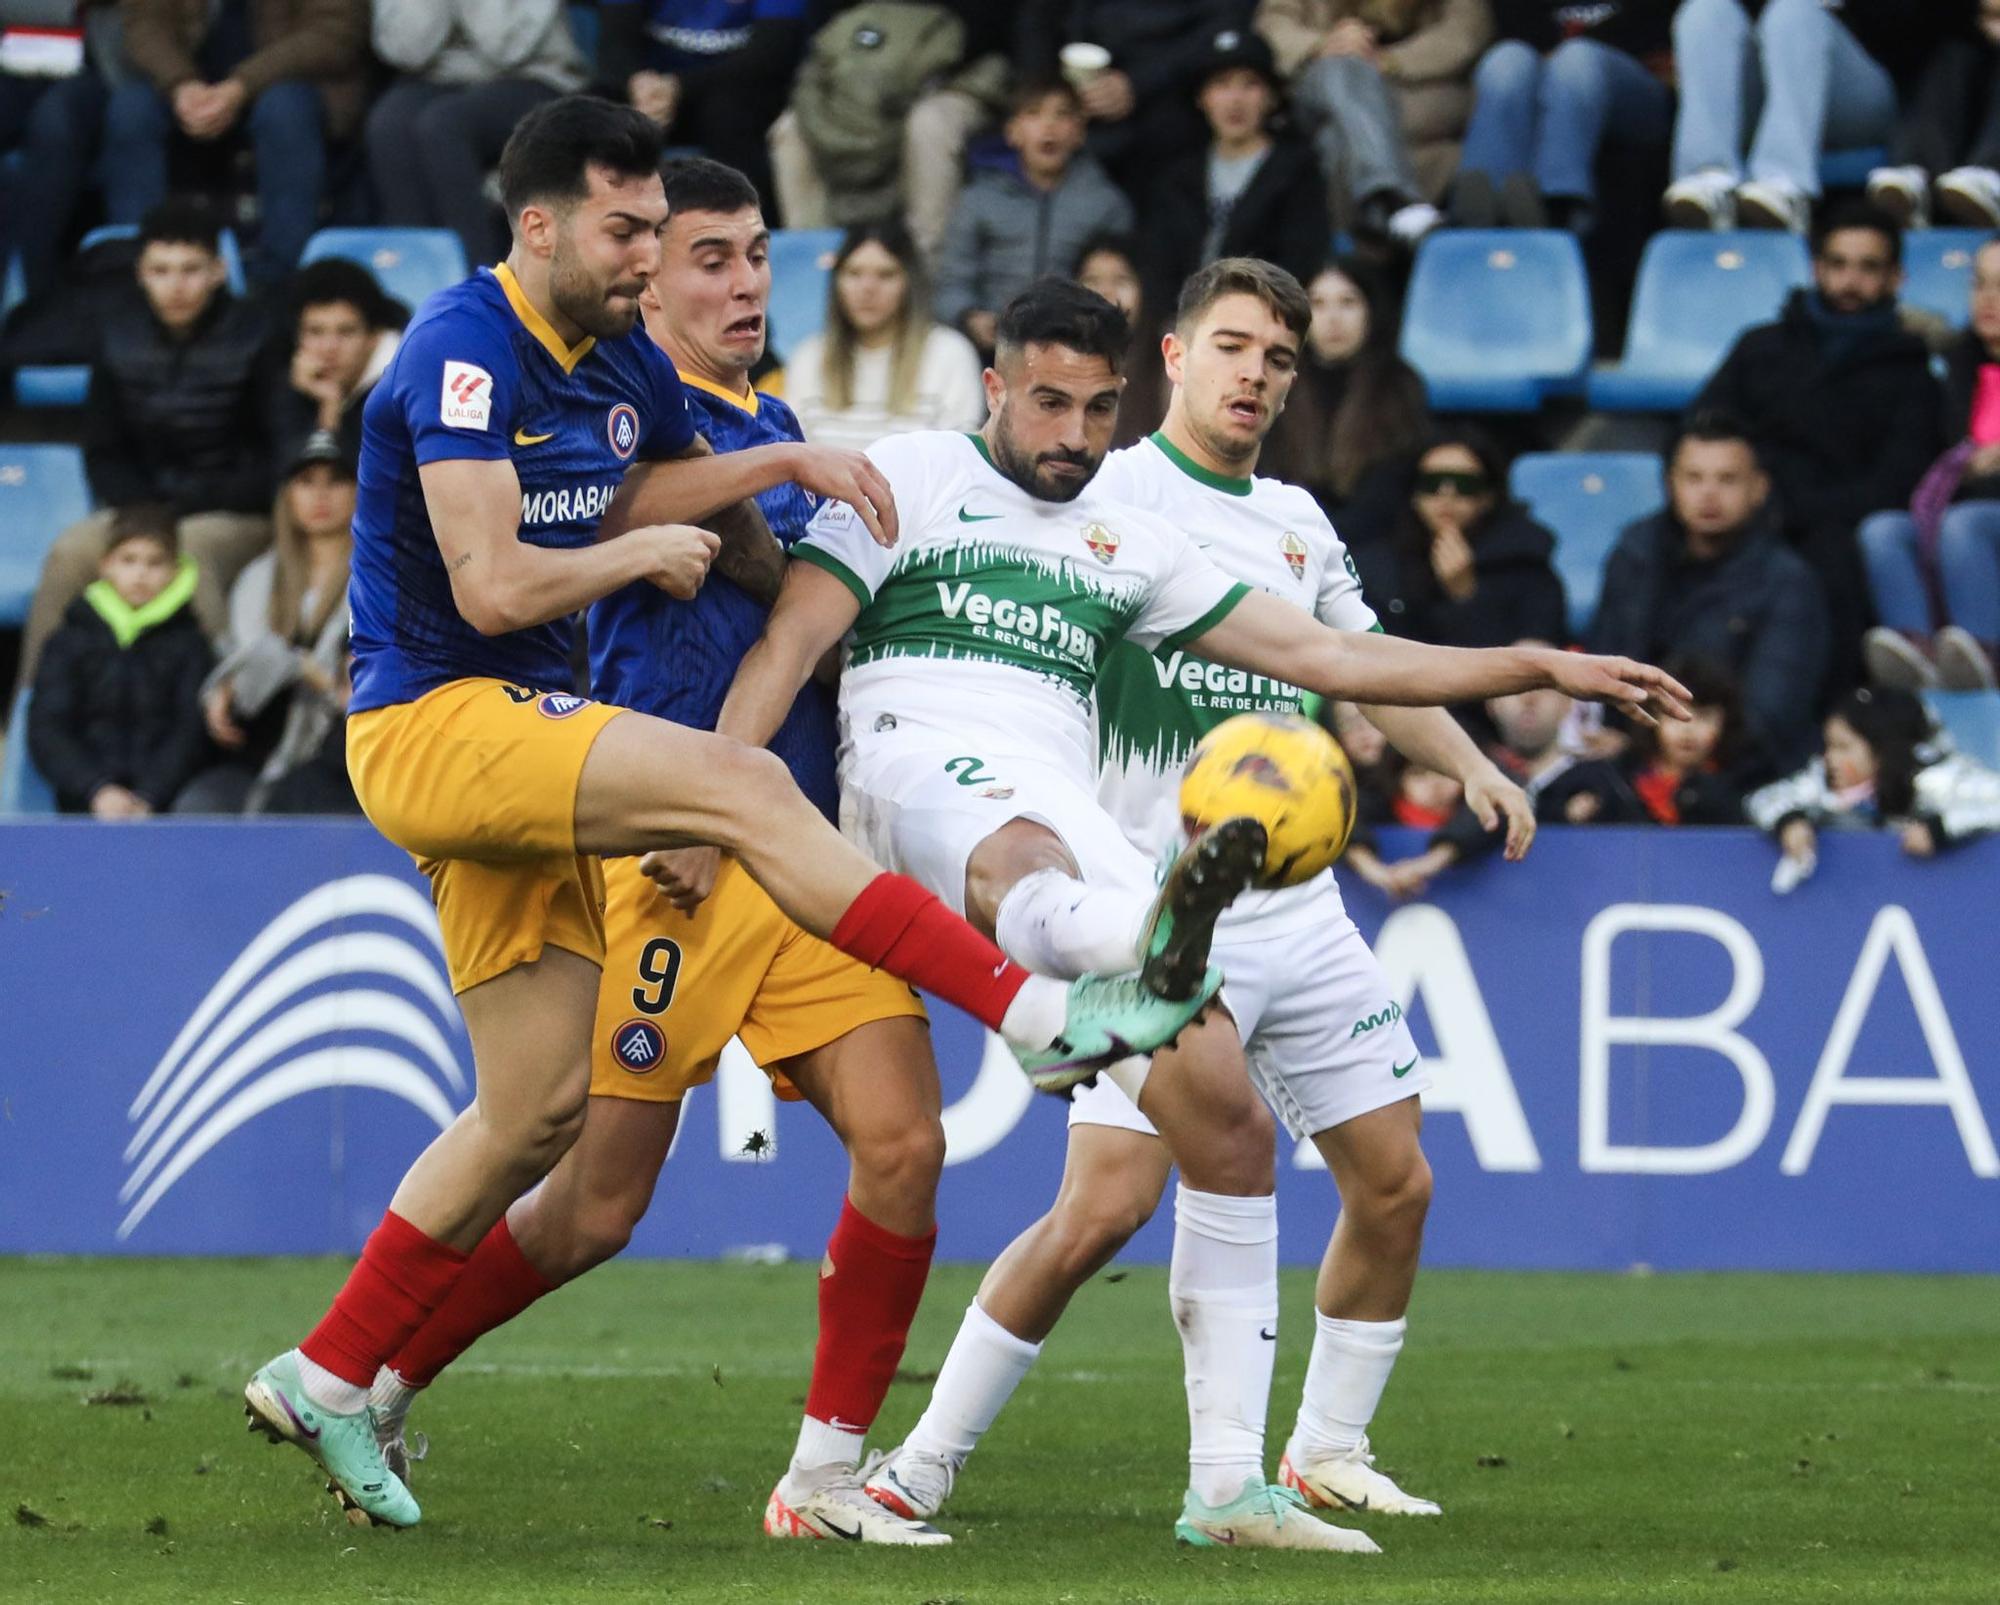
[795,430,1248,778]
[1093,432,1378,928]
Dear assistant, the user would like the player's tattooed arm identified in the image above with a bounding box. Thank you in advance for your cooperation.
[604,436,899,546]
[676,436,788,604]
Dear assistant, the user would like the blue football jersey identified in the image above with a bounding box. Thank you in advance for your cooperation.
[588,373,839,818]
[348,265,698,713]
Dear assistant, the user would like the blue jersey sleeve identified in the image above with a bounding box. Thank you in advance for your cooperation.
[637,340,699,460]
[394,307,520,467]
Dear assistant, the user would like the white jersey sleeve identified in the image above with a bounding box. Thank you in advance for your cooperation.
[1304,497,1380,634]
[792,432,935,604]
[1122,511,1250,652]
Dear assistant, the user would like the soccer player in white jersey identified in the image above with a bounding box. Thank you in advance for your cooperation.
[864,257,1519,1550]
[714,277,1688,1547]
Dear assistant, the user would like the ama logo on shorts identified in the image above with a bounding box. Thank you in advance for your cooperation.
[538,693,590,719]
[607,403,640,460]
[612,1018,665,1073]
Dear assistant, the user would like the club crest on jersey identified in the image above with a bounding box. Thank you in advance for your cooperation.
[607,403,640,460]
[538,692,590,719]
[1280,531,1308,580]
[611,1018,665,1072]
[1081,521,1120,565]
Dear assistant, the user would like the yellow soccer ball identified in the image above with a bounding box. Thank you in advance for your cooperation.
[1178,711,1357,888]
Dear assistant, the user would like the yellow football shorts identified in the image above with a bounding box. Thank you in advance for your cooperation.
[347,677,625,993]
[591,852,926,1103]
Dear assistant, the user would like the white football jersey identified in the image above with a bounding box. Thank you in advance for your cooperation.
[1092,433,1378,930]
[795,430,1247,781]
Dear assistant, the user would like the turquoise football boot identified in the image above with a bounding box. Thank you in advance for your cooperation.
[1138,818,1268,1001]
[1012,964,1224,1094]
[244,1351,420,1528]
[1174,1477,1380,1552]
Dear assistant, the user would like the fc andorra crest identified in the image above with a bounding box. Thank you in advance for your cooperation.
[1280,531,1308,580]
[1081,522,1119,565]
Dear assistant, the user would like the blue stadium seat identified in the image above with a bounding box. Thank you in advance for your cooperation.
[0,444,91,628]
[1399,231,1591,412]
[1588,231,1811,413]
[766,228,842,364]
[1925,689,2000,769]
[1901,228,1987,329]
[300,227,469,314]
[1509,452,1665,638]
[1,688,57,815]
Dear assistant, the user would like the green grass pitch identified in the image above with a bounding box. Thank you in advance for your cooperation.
[2,1258,1997,1603]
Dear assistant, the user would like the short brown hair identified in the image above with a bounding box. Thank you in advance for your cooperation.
[1008,75,1082,120]
[1174,257,1310,343]
[107,504,178,558]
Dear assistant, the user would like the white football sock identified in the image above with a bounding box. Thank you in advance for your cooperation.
[293,1350,369,1416]
[902,1300,1042,1465]
[998,974,1069,1050]
[789,1414,866,1478]
[1288,1312,1407,1463]
[1169,1185,1278,1507]
[368,1365,419,1425]
[993,867,1148,980]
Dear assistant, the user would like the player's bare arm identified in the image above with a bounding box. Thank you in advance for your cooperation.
[600,437,901,548]
[1359,703,1536,860]
[421,456,720,634]
[1187,590,1694,724]
[659,435,789,603]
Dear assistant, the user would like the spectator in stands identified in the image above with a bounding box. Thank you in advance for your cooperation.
[598,0,808,212]
[15,200,272,693]
[271,257,403,470]
[1012,0,1247,197]
[783,220,986,451]
[1591,412,1829,777]
[1693,201,1943,695]
[934,78,1134,355]
[0,0,111,299]
[178,429,355,814]
[1450,0,1673,231]
[1072,232,1170,447]
[1347,426,1568,650]
[366,1,589,269]
[1664,0,1951,233]
[27,505,213,817]
[105,0,366,281]
[1868,2,2000,229]
[1260,257,1430,533]
[1257,0,1489,243]
[1751,685,2000,890]
[1139,28,1330,304]
[767,1,1009,253]
[1558,654,1749,824]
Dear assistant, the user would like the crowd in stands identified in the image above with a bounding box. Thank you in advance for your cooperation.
[4,0,2000,859]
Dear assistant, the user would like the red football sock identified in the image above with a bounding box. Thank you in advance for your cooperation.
[386,1215,556,1388]
[829,873,1029,1031]
[805,1196,937,1431]
[299,1210,471,1387]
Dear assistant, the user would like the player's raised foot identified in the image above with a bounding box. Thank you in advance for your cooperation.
[243,1352,420,1528]
[862,1443,957,1521]
[1139,818,1267,1001]
[1280,1437,1442,1517]
[1174,1477,1381,1553]
[764,1464,952,1544]
[1012,966,1224,1093]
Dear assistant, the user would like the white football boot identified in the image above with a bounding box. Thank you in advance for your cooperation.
[1280,1435,1442,1516]
[765,1463,952,1544]
[862,1442,957,1521]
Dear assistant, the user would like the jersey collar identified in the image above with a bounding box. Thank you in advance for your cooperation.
[680,368,759,415]
[1150,430,1252,497]
[491,263,595,374]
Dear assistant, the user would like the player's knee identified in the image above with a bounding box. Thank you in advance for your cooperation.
[707,742,802,848]
[1357,1150,1433,1241]
[1050,1182,1155,1271]
[488,1081,590,1172]
[563,1190,643,1272]
[850,1115,946,1198]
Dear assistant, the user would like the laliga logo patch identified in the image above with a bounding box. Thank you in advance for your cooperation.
[539,692,590,719]
[612,1018,665,1072]
[1081,521,1120,565]
[440,360,493,431]
[607,403,640,460]
[1280,531,1308,580]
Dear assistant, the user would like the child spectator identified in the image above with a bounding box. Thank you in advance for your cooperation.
[177,431,355,815]
[1559,656,1748,824]
[272,257,404,469]
[1073,232,1170,447]
[1258,0,1490,242]
[1259,257,1430,532]
[1347,426,1568,649]
[1868,1,2000,229]
[366,0,588,269]
[934,77,1135,354]
[1750,685,2000,891]
[27,506,213,817]
[783,220,985,452]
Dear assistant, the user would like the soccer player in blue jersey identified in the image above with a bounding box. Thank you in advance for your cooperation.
[356,158,957,1545]
[241,97,1226,1530]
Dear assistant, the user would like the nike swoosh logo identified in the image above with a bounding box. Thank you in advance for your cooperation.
[818,1515,863,1541]
[1392,1057,1418,1078]
[276,1391,321,1441]
[513,427,555,446]
[957,505,1003,522]
[1259,1326,1277,1341]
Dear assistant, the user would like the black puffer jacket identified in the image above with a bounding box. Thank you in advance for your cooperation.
[1015,0,1254,99]
[1140,136,1331,313]
[28,573,215,812]
[1349,501,1569,649]
[1487,0,1672,61]
[83,285,274,515]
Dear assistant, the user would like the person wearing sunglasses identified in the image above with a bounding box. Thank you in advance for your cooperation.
[1347,426,1568,650]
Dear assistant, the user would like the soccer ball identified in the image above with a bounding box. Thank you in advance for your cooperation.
[1178,711,1357,888]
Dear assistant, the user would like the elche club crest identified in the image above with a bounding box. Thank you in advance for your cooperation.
[607,403,640,460]
[1280,531,1308,580]
[1081,521,1119,565]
